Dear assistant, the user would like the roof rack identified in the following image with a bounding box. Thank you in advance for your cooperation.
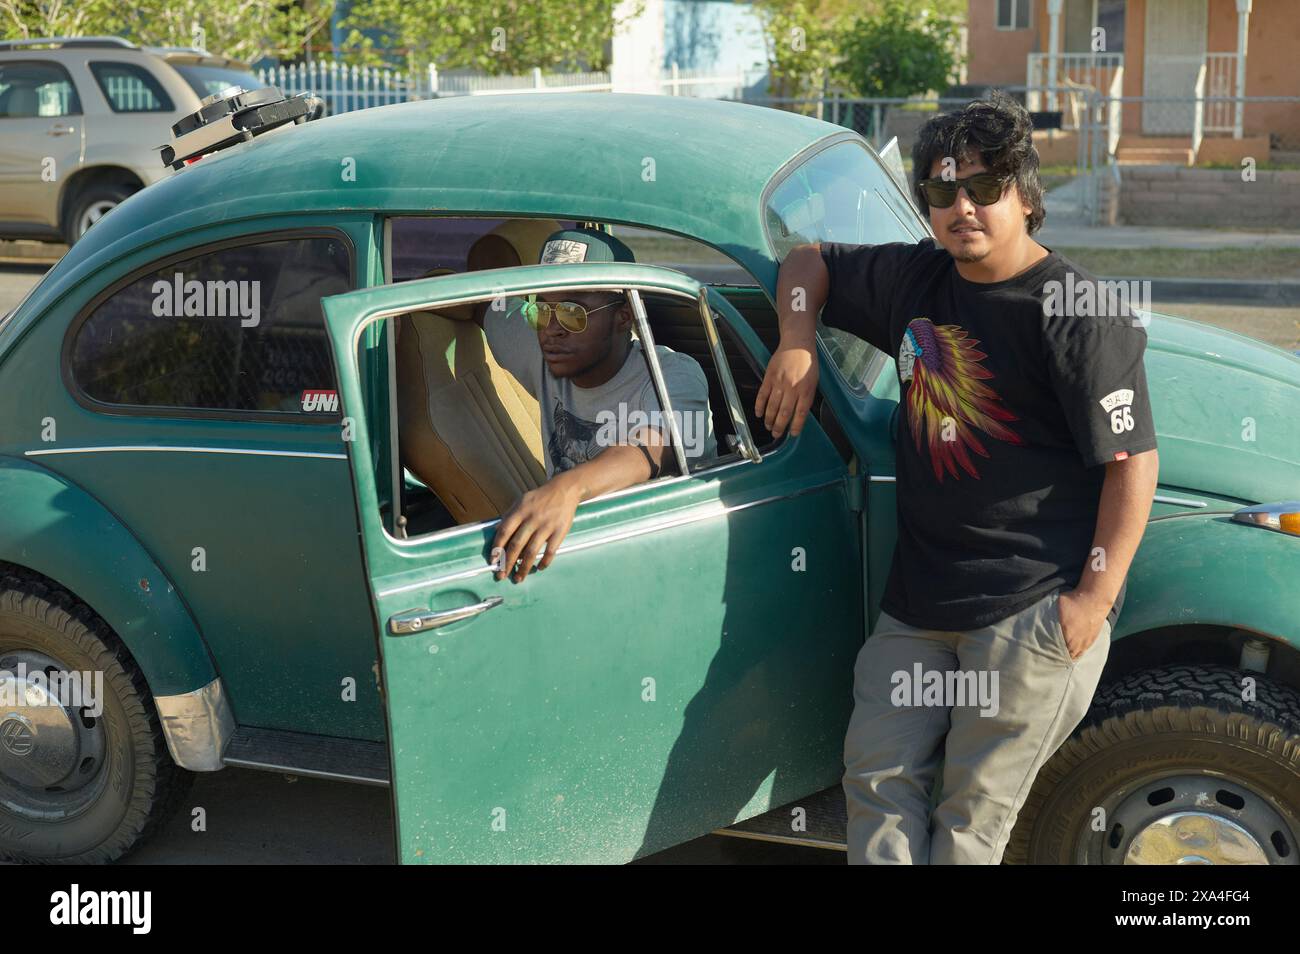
[146,45,213,57]
[0,36,138,52]
[159,85,323,170]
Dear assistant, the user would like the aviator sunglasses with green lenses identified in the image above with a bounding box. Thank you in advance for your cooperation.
[521,294,624,334]
[917,172,1011,208]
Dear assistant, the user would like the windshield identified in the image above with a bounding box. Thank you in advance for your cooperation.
[763,139,926,260]
[172,64,263,99]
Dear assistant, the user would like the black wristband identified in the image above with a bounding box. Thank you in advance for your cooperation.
[634,442,661,479]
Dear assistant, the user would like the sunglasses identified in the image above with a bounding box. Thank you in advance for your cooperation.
[521,295,623,334]
[917,173,1010,208]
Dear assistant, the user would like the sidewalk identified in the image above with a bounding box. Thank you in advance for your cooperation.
[1039,180,1300,249]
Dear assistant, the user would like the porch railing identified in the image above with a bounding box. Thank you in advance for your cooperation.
[1192,63,1207,158]
[1106,66,1124,158]
[1204,52,1239,133]
[1026,52,1124,124]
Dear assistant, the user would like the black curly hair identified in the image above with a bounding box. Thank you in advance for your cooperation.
[911,90,1046,235]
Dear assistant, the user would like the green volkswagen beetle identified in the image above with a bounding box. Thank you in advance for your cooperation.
[0,88,1297,865]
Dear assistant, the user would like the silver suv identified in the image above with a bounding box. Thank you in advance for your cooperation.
[0,36,261,244]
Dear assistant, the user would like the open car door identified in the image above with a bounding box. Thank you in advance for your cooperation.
[321,262,867,863]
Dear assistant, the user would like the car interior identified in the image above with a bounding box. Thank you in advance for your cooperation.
[385,216,834,540]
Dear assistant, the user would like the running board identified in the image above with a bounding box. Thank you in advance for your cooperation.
[222,726,390,786]
[715,785,847,850]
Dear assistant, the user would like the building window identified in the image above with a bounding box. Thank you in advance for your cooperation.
[1097,0,1126,53]
[997,0,1032,31]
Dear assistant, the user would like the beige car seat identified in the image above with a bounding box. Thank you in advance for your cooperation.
[395,219,562,524]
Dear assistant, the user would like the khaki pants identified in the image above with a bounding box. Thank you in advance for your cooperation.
[842,588,1110,864]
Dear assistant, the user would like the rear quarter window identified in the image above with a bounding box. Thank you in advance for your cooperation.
[89,61,175,113]
[66,234,351,418]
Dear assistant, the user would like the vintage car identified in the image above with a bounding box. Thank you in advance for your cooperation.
[0,88,1297,865]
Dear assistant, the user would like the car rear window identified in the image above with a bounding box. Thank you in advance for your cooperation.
[171,64,262,99]
[67,235,351,417]
[89,61,174,113]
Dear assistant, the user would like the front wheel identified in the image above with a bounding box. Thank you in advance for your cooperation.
[1006,665,1300,864]
[0,572,192,863]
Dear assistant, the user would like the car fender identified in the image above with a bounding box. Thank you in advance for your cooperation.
[0,455,232,769]
[1119,509,1300,648]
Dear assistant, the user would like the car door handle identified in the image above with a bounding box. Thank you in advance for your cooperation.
[47,123,76,136]
[388,597,503,634]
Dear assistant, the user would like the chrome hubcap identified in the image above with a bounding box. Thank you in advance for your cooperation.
[1093,774,1295,865]
[0,650,107,819]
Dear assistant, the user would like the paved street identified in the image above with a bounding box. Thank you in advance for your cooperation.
[119,766,840,864]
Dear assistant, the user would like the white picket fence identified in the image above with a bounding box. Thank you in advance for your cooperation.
[256,60,752,115]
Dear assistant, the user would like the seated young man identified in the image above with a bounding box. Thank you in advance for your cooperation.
[468,226,716,583]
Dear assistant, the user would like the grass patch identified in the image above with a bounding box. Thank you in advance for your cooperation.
[1054,246,1300,280]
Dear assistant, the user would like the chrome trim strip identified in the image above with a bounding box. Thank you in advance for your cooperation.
[628,288,689,478]
[867,480,1209,508]
[698,286,762,464]
[220,755,390,788]
[712,827,846,851]
[24,445,347,460]
[1154,494,1208,508]
[375,476,844,597]
[155,677,235,772]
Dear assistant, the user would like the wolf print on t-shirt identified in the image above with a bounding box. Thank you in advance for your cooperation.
[898,317,1023,482]
[548,399,602,473]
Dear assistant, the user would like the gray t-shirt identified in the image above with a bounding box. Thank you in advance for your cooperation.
[484,301,717,478]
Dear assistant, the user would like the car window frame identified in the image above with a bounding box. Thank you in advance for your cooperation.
[380,214,775,474]
[760,132,931,399]
[87,59,176,114]
[60,226,357,425]
[369,272,769,549]
[0,57,83,118]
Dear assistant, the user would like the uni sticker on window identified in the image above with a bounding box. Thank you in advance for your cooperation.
[301,389,339,413]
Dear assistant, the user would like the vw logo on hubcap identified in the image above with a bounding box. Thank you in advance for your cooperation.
[0,716,35,757]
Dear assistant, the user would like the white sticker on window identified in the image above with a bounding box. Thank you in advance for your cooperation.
[539,240,589,264]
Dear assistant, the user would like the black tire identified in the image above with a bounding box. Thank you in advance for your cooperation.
[1006,665,1300,864]
[0,572,192,863]
[63,182,134,244]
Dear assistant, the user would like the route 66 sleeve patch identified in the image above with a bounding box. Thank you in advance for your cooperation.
[1098,388,1136,434]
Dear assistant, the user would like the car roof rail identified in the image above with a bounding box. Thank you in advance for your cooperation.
[146,45,213,57]
[0,36,139,52]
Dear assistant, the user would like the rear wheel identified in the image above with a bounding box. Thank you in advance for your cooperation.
[1006,665,1300,864]
[63,182,134,243]
[0,573,192,863]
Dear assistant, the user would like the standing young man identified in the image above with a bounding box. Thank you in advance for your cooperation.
[756,93,1160,864]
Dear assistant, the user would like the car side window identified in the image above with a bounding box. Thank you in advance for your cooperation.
[89,61,175,114]
[0,60,81,118]
[764,139,923,394]
[67,235,351,416]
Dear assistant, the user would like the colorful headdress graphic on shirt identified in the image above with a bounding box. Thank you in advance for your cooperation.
[898,317,1022,481]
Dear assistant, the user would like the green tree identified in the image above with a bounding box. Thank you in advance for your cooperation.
[341,0,644,76]
[837,0,962,99]
[751,0,854,101]
[0,0,335,65]
[0,0,120,38]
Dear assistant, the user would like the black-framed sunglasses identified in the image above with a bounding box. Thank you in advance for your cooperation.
[521,295,624,334]
[917,173,1010,208]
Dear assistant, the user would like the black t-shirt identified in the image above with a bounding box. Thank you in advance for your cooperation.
[820,238,1158,631]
